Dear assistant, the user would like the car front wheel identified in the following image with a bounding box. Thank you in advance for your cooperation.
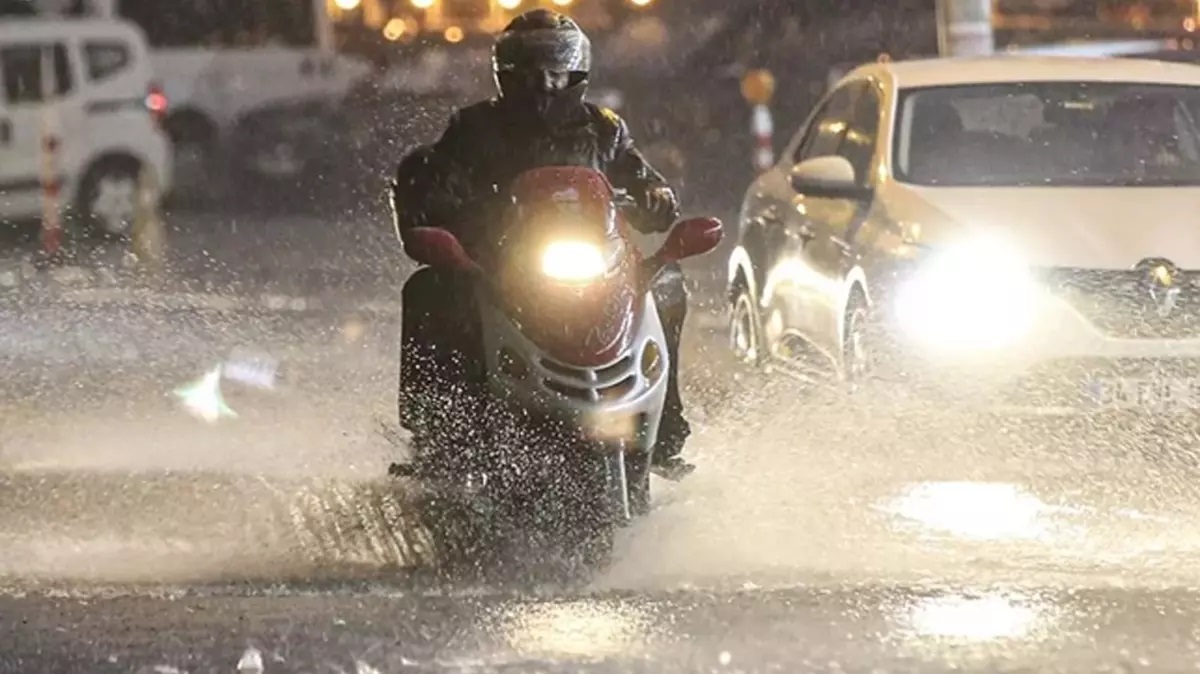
[730,284,766,366]
[843,293,874,393]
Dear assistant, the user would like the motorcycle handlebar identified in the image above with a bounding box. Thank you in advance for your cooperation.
[612,189,637,209]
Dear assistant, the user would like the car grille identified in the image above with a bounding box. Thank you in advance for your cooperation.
[1003,357,1200,407]
[1039,267,1200,339]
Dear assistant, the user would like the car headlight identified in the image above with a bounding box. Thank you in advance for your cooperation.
[894,237,1038,351]
[541,240,607,282]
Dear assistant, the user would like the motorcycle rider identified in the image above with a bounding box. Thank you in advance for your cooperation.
[390,8,694,480]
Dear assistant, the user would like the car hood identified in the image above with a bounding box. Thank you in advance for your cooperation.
[886,183,1200,269]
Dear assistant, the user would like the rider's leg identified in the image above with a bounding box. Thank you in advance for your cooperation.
[651,262,694,479]
[399,268,483,448]
[399,266,439,434]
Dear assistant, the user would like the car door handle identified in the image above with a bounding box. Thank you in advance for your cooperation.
[753,204,780,224]
[790,223,815,242]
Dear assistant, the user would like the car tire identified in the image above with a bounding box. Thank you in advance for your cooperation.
[843,292,874,393]
[164,111,221,207]
[77,158,143,240]
[172,139,208,188]
[730,282,766,366]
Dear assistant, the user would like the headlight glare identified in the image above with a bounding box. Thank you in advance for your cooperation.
[541,240,606,282]
[894,238,1038,351]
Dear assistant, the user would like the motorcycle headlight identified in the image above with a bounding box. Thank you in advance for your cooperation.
[894,237,1038,351]
[541,240,607,282]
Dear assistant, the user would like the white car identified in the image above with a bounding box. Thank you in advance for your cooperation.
[727,55,1200,414]
[0,17,172,236]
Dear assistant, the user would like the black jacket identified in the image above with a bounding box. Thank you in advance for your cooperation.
[390,99,679,254]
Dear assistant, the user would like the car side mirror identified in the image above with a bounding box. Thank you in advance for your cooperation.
[402,227,478,271]
[790,155,872,200]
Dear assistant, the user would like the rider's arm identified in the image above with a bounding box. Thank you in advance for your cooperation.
[389,145,439,246]
[599,107,681,234]
[389,108,478,247]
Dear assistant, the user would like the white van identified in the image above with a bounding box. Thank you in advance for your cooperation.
[0,17,171,235]
[43,0,372,192]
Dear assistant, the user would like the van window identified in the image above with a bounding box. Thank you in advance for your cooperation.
[85,41,130,80]
[1,44,72,104]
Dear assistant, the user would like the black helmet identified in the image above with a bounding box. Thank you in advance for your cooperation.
[492,9,591,121]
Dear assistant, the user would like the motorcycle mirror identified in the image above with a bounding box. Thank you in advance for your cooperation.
[654,217,724,263]
[403,227,477,271]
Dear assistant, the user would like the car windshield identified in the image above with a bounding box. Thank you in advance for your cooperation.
[893,81,1200,187]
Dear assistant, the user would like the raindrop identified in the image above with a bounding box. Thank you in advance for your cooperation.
[355,661,382,674]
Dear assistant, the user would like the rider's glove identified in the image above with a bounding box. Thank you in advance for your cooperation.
[641,185,678,231]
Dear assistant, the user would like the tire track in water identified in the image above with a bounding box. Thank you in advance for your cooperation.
[0,470,441,584]
[0,313,751,587]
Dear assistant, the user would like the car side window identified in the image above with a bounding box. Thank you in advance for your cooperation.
[837,82,882,184]
[53,44,71,96]
[0,44,72,105]
[792,82,863,164]
[1,46,44,105]
[85,41,131,81]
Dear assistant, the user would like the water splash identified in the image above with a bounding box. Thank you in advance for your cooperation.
[236,647,264,673]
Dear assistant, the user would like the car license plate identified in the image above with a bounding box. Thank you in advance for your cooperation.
[1083,377,1200,409]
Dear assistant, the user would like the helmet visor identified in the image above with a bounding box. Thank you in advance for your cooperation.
[494,28,590,74]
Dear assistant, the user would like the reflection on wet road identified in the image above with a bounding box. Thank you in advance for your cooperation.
[5,584,1200,672]
[6,298,1200,670]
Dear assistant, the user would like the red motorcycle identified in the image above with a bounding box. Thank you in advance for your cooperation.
[396,165,722,565]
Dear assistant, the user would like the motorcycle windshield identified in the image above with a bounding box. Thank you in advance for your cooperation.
[491,166,644,368]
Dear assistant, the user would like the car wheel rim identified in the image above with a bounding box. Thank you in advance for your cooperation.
[90,174,138,235]
[846,308,870,385]
[731,293,760,363]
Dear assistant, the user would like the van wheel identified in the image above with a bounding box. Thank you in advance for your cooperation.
[78,158,142,239]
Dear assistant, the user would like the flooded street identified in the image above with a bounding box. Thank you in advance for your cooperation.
[6,262,1200,670]
[5,3,1200,661]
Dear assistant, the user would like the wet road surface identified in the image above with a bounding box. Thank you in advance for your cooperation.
[8,583,1200,673]
[6,215,1200,671]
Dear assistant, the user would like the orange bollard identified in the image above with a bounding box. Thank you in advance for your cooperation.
[38,46,63,262]
[741,69,776,173]
[39,133,62,259]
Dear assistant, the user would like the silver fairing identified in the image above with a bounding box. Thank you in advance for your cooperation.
[478,291,669,453]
